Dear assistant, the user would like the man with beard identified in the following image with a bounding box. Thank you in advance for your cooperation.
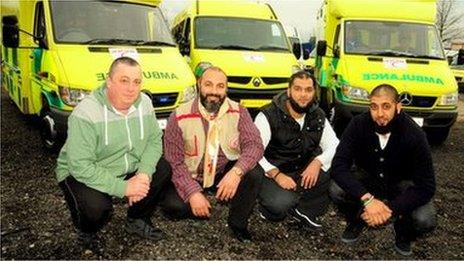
[162,66,264,242]
[254,71,338,229]
[330,84,436,256]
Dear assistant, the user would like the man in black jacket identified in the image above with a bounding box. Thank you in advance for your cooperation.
[254,71,338,229]
[330,84,436,256]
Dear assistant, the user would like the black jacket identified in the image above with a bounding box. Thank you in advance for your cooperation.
[261,91,325,174]
[330,112,435,215]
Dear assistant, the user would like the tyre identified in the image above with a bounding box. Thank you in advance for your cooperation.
[39,109,61,152]
[425,127,451,146]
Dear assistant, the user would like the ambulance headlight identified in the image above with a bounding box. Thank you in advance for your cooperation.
[59,87,90,106]
[439,92,458,106]
[180,85,197,103]
[342,85,370,101]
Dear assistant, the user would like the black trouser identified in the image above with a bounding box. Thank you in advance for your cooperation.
[329,169,437,242]
[160,161,263,229]
[258,170,331,221]
[59,158,171,234]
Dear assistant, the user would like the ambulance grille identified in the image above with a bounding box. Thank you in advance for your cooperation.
[228,76,251,84]
[262,77,289,85]
[143,92,178,108]
[407,96,436,108]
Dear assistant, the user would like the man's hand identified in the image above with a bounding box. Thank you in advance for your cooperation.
[216,169,241,201]
[189,192,211,218]
[125,173,150,198]
[128,195,144,206]
[275,173,297,191]
[301,159,322,189]
[361,199,392,226]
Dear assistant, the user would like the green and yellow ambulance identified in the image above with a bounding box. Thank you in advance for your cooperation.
[1,0,196,150]
[171,0,301,109]
[314,0,458,144]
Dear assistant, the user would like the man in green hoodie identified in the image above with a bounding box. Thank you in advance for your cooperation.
[56,56,168,249]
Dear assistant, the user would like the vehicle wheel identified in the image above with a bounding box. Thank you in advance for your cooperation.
[39,109,60,152]
[425,127,451,146]
[332,105,351,138]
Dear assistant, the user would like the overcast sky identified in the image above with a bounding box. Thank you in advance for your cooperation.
[160,0,464,42]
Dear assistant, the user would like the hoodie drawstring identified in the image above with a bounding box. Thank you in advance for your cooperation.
[104,105,109,145]
[138,105,144,140]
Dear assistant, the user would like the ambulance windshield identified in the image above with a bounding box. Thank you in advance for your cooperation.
[344,21,445,60]
[194,17,290,52]
[50,1,175,46]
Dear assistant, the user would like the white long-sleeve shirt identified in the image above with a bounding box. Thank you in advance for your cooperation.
[254,111,339,173]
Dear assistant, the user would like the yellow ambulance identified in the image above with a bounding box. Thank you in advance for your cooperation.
[171,0,301,109]
[314,0,458,144]
[1,0,196,150]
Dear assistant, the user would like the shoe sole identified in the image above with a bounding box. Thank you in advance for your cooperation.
[394,244,412,256]
[341,236,359,244]
[294,208,322,228]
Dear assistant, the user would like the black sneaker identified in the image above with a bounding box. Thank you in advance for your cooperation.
[228,222,252,243]
[76,230,102,254]
[288,207,322,228]
[394,238,412,256]
[125,218,165,241]
[341,221,364,244]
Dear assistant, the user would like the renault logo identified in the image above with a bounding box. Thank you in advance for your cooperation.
[399,92,413,106]
[252,77,261,87]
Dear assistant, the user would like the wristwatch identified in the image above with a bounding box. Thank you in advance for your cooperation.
[232,167,244,178]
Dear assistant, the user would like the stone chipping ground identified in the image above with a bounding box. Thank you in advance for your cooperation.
[1,90,463,259]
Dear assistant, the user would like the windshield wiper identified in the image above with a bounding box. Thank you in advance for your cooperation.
[256,45,289,51]
[83,38,140,45]
[408,54,444,60]
[365,50,415,57]
[135,40,176,47]
[213,44,256,51]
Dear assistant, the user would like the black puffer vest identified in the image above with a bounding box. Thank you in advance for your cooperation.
[262,91,325,174]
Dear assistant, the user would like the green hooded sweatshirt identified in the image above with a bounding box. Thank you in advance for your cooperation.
[56,84,163,198]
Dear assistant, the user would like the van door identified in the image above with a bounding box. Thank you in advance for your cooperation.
[30,1,48,114]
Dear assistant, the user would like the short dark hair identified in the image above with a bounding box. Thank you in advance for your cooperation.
[108,56,140,78]
[289,71,317,89]
[370,84,399,102]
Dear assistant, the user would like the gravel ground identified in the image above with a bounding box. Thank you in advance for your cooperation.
[1,90,463,260]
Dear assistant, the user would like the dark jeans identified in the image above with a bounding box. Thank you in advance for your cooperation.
[160,161,263,229]
[59,158,171,234]
[259,170,331,221]
[329,169,437,242]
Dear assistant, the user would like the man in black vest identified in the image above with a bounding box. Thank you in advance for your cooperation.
[254,71,338,228]
[330,84,436,256]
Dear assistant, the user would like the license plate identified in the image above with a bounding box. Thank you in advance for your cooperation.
[157,119,167,130]
[239,99,271,108]
[412,117,424,127]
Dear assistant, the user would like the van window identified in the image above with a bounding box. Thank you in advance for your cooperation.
[194,17,289,52]
[344,20,445,59]
[50,1,175,45]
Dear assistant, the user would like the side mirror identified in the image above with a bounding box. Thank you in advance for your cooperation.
[179,37,190,56]
[292,42,301,59]
[2,15,19,48]
[458,49,464,65]
[302,49,310,60]
[333,44,340,58]
[316,40,327,56]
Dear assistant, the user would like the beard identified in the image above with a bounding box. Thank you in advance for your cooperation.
[200,93,226,114]
[374,112,399,134]
[289,95,312,114]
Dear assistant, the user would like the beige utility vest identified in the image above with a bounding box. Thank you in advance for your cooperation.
[175,98,241,178]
